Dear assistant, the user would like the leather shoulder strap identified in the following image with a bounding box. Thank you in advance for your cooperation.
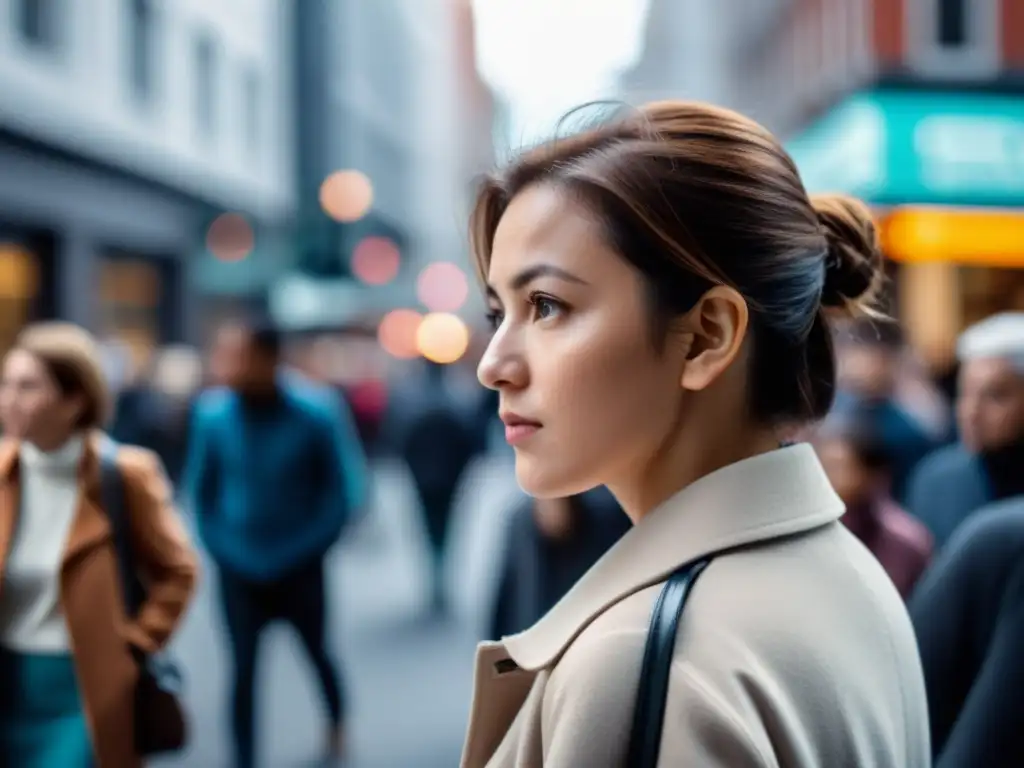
[98,436,146,617]
[627,558,711,768]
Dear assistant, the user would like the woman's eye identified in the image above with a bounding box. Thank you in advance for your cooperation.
[531,295,563,322]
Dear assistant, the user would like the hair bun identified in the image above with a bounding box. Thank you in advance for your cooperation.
[811,193,883,315]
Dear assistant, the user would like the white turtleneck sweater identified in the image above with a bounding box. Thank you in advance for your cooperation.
[0,434,85,652]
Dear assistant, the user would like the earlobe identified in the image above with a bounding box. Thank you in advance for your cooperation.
[679,286,749,391]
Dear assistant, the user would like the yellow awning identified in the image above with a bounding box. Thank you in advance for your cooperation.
[879,206,1024,268]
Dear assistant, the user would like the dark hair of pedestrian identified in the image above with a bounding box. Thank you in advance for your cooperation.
[823,416,892,473]
[470,100,888,425]
[13,322,110,430]
[246,317,282,360]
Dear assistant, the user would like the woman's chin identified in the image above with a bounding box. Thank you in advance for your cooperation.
[514,458,594,500]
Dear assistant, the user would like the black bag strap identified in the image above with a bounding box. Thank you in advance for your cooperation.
[98,436,147,618]
[626,558,711,768]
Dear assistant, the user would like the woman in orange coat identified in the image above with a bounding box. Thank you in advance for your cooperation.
[0,323,198,768]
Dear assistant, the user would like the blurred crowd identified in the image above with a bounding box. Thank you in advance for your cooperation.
[0,303,1020,766]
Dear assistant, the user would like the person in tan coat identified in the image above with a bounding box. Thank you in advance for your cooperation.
[463,101,930,767]
[0,323,198,768]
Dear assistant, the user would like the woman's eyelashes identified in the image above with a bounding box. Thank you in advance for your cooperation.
[485,292,568,332]
[528,292,566,323]
[485,308,504,331]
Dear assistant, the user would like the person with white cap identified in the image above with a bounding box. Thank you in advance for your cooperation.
[905,311,1024,549]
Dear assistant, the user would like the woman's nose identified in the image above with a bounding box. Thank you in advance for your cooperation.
[477,334,526,392]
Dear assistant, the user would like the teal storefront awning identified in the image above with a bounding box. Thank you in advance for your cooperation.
[786,89,1024,208]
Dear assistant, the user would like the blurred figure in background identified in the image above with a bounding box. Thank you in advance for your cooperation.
[0,323,197,768]
[816,416,933,598]
[393,359,477,616]
[112,345,203,488]
[185,320,367,768]
[488,486,631,640]
[833,322,940,503]
[906,312,1024,549]
[910,497,1024,767]
[147,345,204,486]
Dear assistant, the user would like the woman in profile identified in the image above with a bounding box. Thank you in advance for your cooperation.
[461,102,929,767]
[0,323,198,767]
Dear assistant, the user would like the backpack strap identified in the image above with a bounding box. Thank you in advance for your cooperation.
[97,436,146,617]
[626,558,712,768]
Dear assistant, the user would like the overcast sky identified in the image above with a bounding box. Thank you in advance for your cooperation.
[472,0,651,147]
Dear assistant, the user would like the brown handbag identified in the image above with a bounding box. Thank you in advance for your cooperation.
[99,438,188,756]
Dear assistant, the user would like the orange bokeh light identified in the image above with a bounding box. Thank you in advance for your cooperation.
[416,261,469,313]
[377,309,423,359]
[351,236,400,286]
[319,170,373,223]
[416,312,470,364]
[206,213,254,262]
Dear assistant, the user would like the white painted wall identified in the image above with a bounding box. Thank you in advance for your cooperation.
[0,0,295,221]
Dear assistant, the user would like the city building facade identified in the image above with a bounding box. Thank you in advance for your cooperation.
[274,0,494,332]
[0,0,295,361]
[623,0,1024,371]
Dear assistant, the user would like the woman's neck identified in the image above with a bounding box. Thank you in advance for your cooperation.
[609,425,781,523]
[20,432,85,471]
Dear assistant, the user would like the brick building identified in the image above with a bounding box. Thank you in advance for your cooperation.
[625,0,1024,371]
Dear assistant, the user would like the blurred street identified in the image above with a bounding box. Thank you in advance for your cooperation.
[156,448,519,768]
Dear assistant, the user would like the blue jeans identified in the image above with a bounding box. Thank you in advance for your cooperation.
[0,645,94,767]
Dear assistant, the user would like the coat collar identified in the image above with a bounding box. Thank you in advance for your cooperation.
[502,442,844,671]
[0,432,110,575]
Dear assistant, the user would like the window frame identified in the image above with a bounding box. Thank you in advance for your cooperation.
[905,0,1000,79]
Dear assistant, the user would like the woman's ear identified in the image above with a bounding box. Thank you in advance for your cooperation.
[679,286,749,392]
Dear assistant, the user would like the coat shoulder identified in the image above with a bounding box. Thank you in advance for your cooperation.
[549,526,929,765]
[113,442,169,484]
[909,443,974,488]
[193,387,233,417]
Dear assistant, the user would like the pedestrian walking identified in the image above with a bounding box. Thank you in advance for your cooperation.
[186,319,367,768]
[0,322,198,768]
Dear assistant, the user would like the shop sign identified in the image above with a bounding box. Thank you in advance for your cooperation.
[788,90,1024,207]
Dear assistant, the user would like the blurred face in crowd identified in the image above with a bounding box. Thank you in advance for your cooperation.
[816,436,881,507]
[838,343,898,402]
[209,325,278,394]
[957,357,1024,453]
[0,349,82,447]
[209,325,251,390]
[477,185,694,500]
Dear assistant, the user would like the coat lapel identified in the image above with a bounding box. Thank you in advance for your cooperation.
[61,433,112,570]
[461,642,538,768]
[0,440,20,588]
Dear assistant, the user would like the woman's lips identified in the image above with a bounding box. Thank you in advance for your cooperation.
[504,423,540,445]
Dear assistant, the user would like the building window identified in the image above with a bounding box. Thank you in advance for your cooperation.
[0,243,40,356]
[937,0,967,48]
[98,255,164,375]
[16,0,59,50]
[907,0,999,78]
[243,66,261,157]
[195,32,217,137]
[128,0,155,104]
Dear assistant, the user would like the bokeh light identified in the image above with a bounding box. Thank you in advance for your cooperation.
[319,170,373,223]
[206,213,254,262]
[416,312,470,364]
[416,261,469,313]
[377,309,423,359]
[351,236,401,286]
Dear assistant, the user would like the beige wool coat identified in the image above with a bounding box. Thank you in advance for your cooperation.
[461,444,931,767]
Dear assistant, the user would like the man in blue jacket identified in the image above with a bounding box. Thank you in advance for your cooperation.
[186,320,367,768]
